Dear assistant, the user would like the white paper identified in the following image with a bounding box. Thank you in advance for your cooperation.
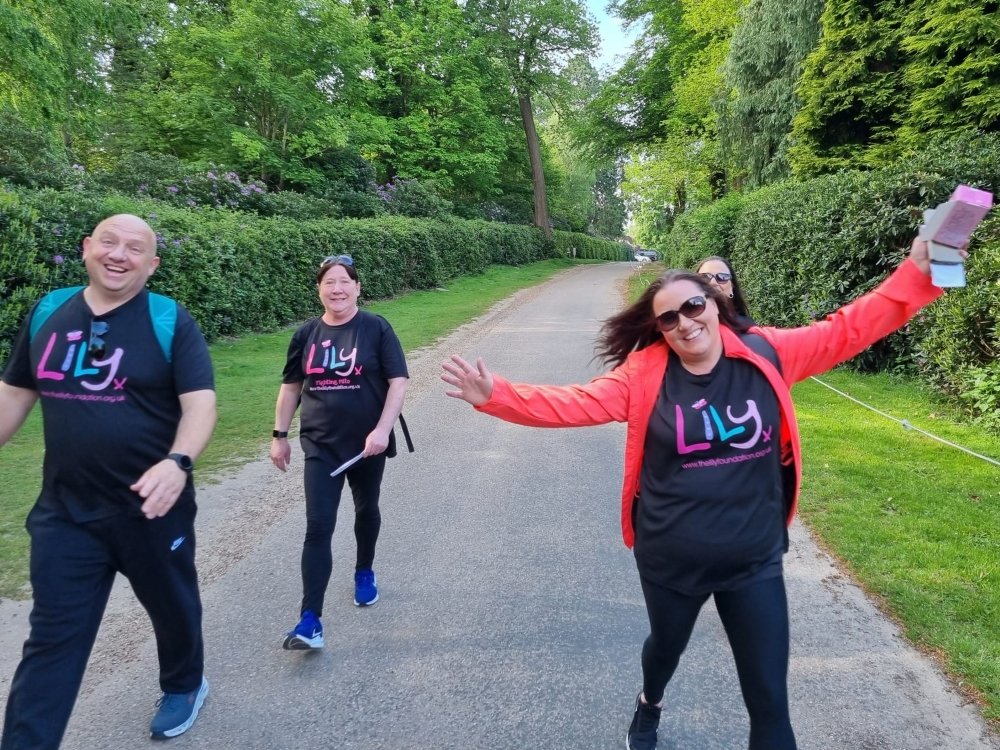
[930,262,966,288]
[330,452,365,477]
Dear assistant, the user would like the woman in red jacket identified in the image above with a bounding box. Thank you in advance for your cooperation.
[441,237,958,750]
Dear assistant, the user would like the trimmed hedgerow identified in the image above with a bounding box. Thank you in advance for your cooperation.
[0,185,623,365]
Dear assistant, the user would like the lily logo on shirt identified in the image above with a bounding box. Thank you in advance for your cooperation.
[305,340,360,377]
[35,330,126,392]
[676,399,772,454]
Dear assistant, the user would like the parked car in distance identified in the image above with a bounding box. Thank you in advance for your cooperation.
[633,249,659,262]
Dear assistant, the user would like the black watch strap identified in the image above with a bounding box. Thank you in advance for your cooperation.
[273,430,289,438]
[168,452,194,473]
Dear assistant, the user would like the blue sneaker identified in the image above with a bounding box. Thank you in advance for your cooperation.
[149,677,208,740]
[354,569,379,606]
[282,609,324,650]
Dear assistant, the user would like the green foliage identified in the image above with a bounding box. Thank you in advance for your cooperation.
[897,1,1000,146]
[908,216,1000,431]
[0,109,78,189]
[0,186,561,363]
[718,0,823,187]
[790,0,908,177]
[660,191,746,267]
[376,178,454,218]
[589,165,627,239]
[603,0,746,246]
[552,231,628,260]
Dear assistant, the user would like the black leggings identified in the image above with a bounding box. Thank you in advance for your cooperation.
[639,574,797,750]
[301,455,386,617]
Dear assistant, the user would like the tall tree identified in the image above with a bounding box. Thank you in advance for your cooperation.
[897,0,1000,145]
[0,0,111,147]
[358,0,511,202]
[718,0,824,188]
[113,0,369,188]
[465,0,597,237]
[788,0,907,176]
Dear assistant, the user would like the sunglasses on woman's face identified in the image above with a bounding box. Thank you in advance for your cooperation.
[320,254,354,268]
[655,296,707,332]
[88,320,109,359]
[700,271,732,284]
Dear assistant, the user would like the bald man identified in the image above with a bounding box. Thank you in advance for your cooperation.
[0,215,217,747]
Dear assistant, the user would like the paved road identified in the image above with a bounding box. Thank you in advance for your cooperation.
[2,262,996,749]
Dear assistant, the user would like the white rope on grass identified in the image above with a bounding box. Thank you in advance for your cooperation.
[807,376,1000,469]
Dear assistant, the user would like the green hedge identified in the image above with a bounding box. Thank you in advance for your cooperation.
[0,186,625,365]
[552,231,630,260]
[659,133,1000,429]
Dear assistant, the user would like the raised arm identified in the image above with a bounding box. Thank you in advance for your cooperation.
[765,237,957,383]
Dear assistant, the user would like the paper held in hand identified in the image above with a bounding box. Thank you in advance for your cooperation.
[919,184,993,288]
[330,452,365,477]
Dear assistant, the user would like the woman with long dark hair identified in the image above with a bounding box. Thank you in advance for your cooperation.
[441,236,964,750]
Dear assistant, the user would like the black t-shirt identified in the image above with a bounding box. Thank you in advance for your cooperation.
[282,311,408,466]
[2,289,215,521]
[634,350,785,595]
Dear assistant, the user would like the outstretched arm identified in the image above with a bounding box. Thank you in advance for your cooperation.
[766,237,964,383]
[442,355,494,406]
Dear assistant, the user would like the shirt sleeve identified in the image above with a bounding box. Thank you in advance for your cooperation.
[171,306,215,394]
[281,321,311,384]
[376,316,409,379]
[1,310,37,390]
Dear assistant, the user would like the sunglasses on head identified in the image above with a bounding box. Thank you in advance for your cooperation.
[655,296,707,332]
[88,320,109,360]
[320,254,354,268]
[700,271,732,284]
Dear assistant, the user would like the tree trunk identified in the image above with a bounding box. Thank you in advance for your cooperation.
[517,89,551,239]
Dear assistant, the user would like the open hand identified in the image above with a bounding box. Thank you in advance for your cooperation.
[441,355,494,406]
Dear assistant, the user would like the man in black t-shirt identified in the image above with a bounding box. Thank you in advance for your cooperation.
[0,214,217,749]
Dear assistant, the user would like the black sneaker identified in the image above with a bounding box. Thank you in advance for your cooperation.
[626,692,661,750]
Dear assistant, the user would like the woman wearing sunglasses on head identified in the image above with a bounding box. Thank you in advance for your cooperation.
[696,255,754,327]
[270,255,409,651]
[441,236,966,750]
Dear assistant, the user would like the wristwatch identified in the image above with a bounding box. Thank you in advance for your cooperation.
[168,452,194,474]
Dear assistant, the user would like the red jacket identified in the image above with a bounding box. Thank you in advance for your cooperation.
[477,259,943,548]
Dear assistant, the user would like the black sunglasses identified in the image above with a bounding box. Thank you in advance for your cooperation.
[655,296,707,332]
[700,271,732,284]
[89,320,109,359]
[320,254,354,268]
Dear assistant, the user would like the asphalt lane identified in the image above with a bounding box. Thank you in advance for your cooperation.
[5,262,996,749]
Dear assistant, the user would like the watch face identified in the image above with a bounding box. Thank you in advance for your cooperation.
[170,453,193,472]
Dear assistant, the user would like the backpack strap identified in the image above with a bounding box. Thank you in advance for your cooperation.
[398,413,415,452]
[147,292,177,363]
[29,286,85,341]
[28,286,176,364]
[739,330,783,376]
